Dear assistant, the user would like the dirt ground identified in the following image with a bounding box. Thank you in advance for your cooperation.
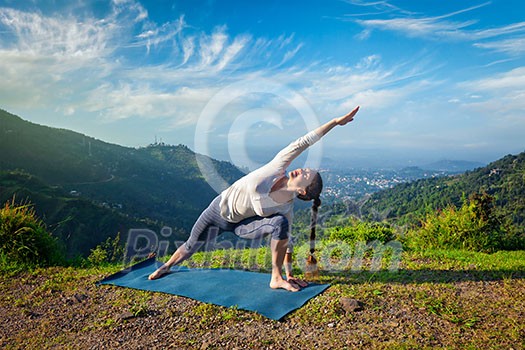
[1,265,524,349]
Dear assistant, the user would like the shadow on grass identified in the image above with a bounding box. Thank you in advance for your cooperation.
[325,268,525,285]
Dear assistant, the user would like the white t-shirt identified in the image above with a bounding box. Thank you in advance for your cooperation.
[219,130,321,252]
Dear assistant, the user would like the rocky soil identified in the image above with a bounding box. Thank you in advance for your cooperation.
[1,263,524,349]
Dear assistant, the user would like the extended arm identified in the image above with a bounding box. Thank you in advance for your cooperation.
[314,106,360,137]
[267,106,360,171]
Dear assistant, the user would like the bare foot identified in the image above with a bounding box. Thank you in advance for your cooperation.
[270,278,300,292]
[148,265,170,280]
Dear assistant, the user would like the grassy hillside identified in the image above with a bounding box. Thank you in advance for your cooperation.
[0,108,244,257]
[0,171,154,258]
[361,152,525,230]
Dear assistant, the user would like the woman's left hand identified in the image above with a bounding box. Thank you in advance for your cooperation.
[334,106,360,126]
[287,276,309,288]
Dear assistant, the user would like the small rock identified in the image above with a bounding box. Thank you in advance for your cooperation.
[23,309,41,319]
[74,293,88,303]
[117,311,135,320]
[340,298,364,313]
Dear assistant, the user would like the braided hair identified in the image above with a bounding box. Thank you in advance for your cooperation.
[297,172,323,255]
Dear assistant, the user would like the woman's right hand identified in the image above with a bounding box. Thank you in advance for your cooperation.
[335,106,360,126]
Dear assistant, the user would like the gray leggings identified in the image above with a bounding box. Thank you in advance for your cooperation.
[183,196,289,253]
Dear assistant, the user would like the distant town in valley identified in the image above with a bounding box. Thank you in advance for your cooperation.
[321,167,462,202]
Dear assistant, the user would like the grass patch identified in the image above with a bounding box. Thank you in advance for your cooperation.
[0,198,64,267]
[1,248,523,349]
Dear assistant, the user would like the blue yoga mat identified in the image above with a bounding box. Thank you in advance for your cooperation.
[98,257,329,320]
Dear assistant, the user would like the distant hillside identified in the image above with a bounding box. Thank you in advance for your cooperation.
[420,159,485,172]
[362,152,525,230]
[0,171,153,258]
[0,109,244,257]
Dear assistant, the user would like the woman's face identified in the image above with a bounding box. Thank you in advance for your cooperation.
[288,168,317,191]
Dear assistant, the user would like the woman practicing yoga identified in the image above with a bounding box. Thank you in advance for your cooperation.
[149,106,360,291]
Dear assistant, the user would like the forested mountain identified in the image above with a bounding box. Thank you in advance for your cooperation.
[361,152,525,230]
[0,109,244,257]
[2,108,523,258]
[0,171,150,258]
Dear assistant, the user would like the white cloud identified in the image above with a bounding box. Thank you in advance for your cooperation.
[199,26,228,66]
[343,0,415,16]
[356,17,477,40]
[0,5,124,109]
[355,28,371,40]
[0,7,113,61]
[0,0,442,155]
[111,0,148,22]
[280,43,303,65]
[461,66,525,91]
[352,2,525,49]
[0,3,258,116]
[338,87,406,112]
[474,37,525,55]
[181,36,195,65]
[215,34,251,71]
[457,67,525,123]
[355,54,381,69]
[471,22,525,40]
[136,17,185,54]
[85,83,218,127]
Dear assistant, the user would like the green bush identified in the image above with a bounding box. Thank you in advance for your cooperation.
[87,232,124,266]
[87,245,108,265]
[327,219,394,244]
[0,198,63,266]
[405,193,507,252]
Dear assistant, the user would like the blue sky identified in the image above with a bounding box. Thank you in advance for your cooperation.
[1,0,524,168]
